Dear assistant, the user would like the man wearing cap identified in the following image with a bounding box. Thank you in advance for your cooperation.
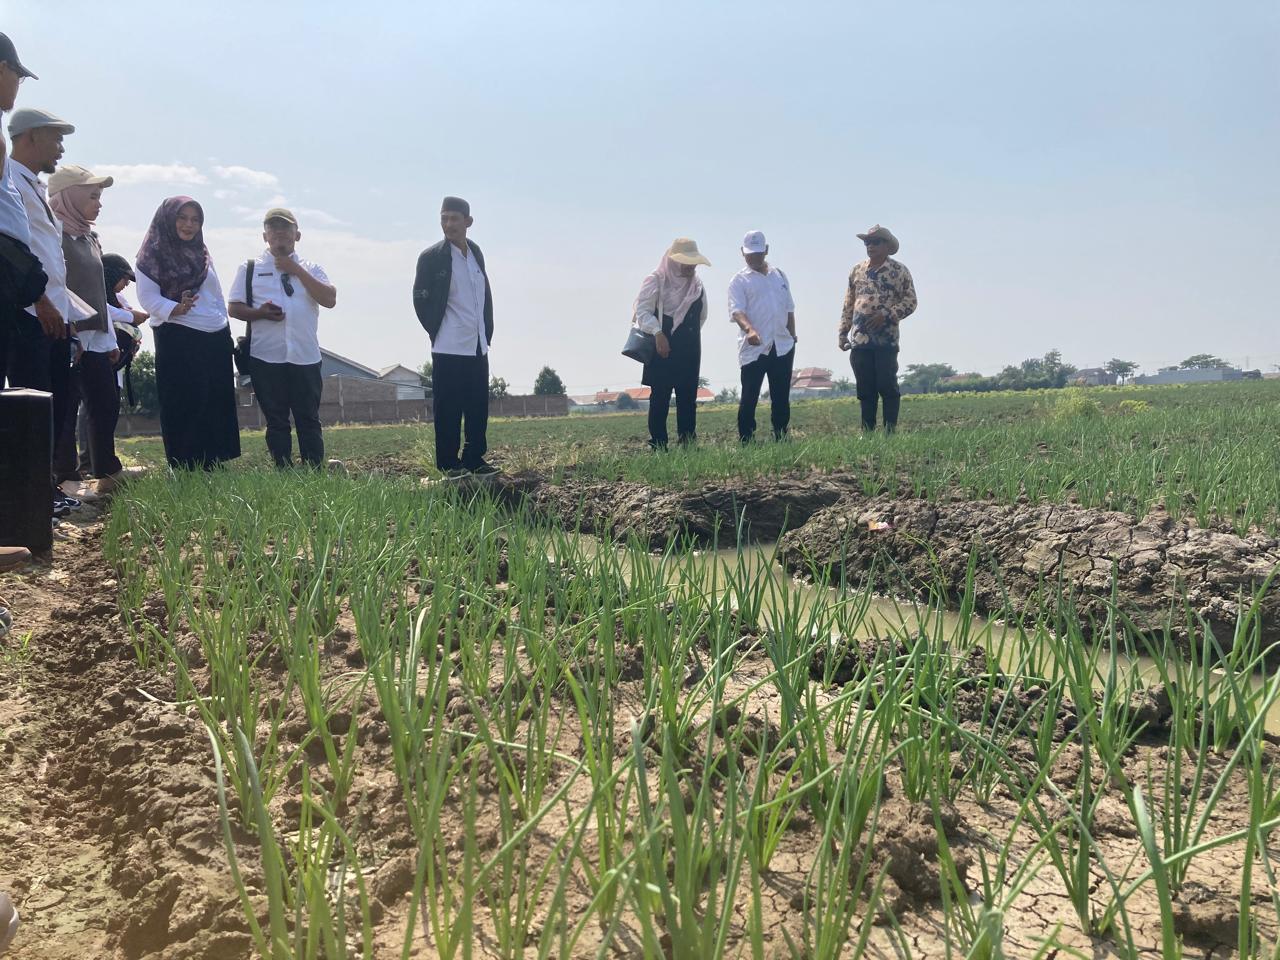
[0,37,64,395]
[838,224,917,433]
[228,208,337,468]
[7,109,84,511]
[412,196,497,477]
[729,230,797,443]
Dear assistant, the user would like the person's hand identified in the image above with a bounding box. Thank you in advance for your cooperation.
[108,347,121,365]
[35,297,65,338]
[274,254,296,275]
[259,302,285,322]
[655,331,671,359]
[171,291,197,317]
[744,326,762,346]
[838,334,851,351]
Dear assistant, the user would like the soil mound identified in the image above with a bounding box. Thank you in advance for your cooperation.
[779,494,1280,647]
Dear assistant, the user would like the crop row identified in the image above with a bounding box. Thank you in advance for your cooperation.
[105,469,1280,958]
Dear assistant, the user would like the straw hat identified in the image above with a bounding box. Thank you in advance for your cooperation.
[666,237,710,266]
[856,224,899,255]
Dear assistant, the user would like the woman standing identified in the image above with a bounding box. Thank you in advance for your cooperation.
[48,164,124,491]
[135,197,240,469]
[631,238,710,448]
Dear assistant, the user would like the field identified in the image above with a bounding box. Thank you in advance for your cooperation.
[2,380,1279,959]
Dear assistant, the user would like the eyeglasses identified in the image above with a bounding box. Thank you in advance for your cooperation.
[864,238,886,247]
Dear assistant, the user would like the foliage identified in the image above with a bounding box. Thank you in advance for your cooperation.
[615,392,639,411]
[1105,358,1139,384]
[533,366,566,396]
[900,362,956,394]
[123,349,160,415]
[489,375,509,399]
[1047,387,1103,421]
[715,387,740,404]
[418,360,433,398]
[1116,399,1151,416]
[933,349,1077,393]
[1180,354,1226,369]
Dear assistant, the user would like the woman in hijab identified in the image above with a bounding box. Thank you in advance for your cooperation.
[135,197,240,469]
[631,238,711,448]
[48,165,125,491]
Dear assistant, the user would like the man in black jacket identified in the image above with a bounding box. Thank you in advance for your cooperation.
[412,196,497,477]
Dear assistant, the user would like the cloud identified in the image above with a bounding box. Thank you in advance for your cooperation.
[212,188,237,200]
[212,165,280,189]
[291,206,346,227]
[93,163,208,186]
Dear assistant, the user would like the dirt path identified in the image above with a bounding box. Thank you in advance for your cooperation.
[0,516,248,960]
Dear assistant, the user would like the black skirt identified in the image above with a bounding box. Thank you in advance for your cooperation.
[641,294,703,391]
[154,323,242,470]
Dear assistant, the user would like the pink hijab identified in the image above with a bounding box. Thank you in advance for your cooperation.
[49,183,99,238]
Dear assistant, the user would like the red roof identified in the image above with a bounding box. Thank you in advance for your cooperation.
[793,367,832,380]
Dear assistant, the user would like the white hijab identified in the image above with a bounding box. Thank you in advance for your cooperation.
[635,254,705,332]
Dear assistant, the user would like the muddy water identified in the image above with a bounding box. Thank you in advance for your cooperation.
[684,545,1280,735]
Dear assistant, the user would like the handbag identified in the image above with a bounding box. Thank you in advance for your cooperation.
[621,275,661,365]
[232,258,256,376]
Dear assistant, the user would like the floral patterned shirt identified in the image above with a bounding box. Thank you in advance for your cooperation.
[838,257,917,349]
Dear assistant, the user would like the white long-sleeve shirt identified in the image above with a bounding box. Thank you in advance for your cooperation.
[137,264,229,334]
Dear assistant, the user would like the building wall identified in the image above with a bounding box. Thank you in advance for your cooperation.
[1133,368,1241,386]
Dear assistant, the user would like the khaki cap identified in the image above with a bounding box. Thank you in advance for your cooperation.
[264,207,297,226]
[47,163,113,196]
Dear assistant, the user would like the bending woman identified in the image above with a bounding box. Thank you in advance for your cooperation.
[631,238,710,448]
[135,197,240,469]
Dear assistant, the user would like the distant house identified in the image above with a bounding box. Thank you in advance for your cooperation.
[320,347,381,381]
[1071,367,1118,387]
[791,367,835,398]
[1133,366,1243,386]
[378,364,427,400]
[575,385,713,412]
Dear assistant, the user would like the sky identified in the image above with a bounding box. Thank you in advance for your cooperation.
[4,0,1277,393]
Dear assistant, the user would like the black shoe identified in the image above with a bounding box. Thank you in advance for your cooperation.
[57,492,82,510]
[467,461,500,477]
[52,499,73,519]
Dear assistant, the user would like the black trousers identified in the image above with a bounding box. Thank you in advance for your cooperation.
[78,350,122,478]
[2,310,70,507]
[431,352,489,470]
[648,379,698,448]
[850,347,900,432]
[53,365,87,482]
[154,323,242,470]
[250,358,324,467]
[0,308,51,391]
[738,344,795,441]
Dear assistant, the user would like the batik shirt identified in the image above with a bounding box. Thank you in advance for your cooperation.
[838,257,917,349]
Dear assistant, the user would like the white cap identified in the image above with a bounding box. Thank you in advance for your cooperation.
[741,230,767,254]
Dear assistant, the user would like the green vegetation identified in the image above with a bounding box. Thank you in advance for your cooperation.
[119,380,1280,533]
[104,469,1280,957]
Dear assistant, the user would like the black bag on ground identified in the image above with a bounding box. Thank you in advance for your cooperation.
[233,258,255,376]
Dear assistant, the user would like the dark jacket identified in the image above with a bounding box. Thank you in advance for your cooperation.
[412,238,494,346]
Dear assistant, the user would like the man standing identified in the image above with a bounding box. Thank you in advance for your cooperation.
[227,208,336,467]
[729,230,796,442]
[0,38,61,392]
[412,196,496,477]
[837,224,917,433]
[8,109,81,511]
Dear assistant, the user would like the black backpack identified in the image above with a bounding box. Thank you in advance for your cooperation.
[233,258,256,376]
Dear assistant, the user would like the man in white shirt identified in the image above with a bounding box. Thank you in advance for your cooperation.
[412,196,497,477]
[8,108,86,515]
[228,208,336,467]
[728,230,797,442]
[0,39,65,397]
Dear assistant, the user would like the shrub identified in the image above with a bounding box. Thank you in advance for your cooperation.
[1116,399,1152,416]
